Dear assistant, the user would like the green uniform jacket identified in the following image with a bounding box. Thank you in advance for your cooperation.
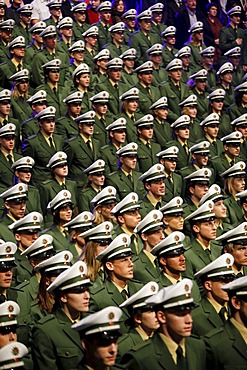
[35,83,70,119]
[21,116,39,141]
[153,118,173,149]
[93,112,113,147]
[11,95,33,123]
[159,78,190,123]
[227,103,247,122]
[0,39,9,63]
[165,140,194,171]
[99,142,119,174]
[0,59,31,89]
[129,29,160,66]
[31,47,70,87]
[63,135,101,189]
[95,21,111,50]
[55,114,79,142]
[116,111,142,143]
[72,21,90,41]
[232,66,244,87]
[26,185,43,215]
[17,275,39,302]
[139,194,164,217]
[188,118,204,144]
[0,214,17,243]
[121,332,207,370]
[135,82,161,115]
[78,185,97,212]
[0,151,22,189]
[12,24,32,44]
[12,248,34,286]
[133,250,160,284]
[95,78,128,116]
[162,46,178,67]
[136,138,161,173]
[211,154,242,188]
[184,239,222,279]
[89,277,143,333]
[191,88,209,121]
[117,328,147,362]
[23,43,40,67]
[104,42,129,58]
[217,113,232,139]
[105,169,146,201]
[22,132,64,187]
[219,25,245,55]
[223,194,245,226]
[32,308,84,370]
[163,172,183,203]
[218,84,235,112]
[121,69,139,88]
[203,136,224,158]
[113,225,143,255]
[152,67,167,87]
[204,320,247,370]
[192,296,226,337]
[83,48,97,72]
[184,42,206,71]
[39,178,78,222]
[42,223,71,251]
[150,21,166,44]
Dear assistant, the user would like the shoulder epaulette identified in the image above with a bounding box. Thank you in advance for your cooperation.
[36,314,55,325]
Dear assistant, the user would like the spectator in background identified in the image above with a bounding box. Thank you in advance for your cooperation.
[111,0,125,24]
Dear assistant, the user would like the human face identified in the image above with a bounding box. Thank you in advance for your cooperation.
[79,122,94,137]
[111,129,126,144]
[5,200,26,219]
[110,255,134,279]
[151,54,163,66]
[15,231,39,249]
[47,69,60,83]
[32,102,47,114]
[12,46,25,58]
[100,10,111,22]
[176,126,190,140]
[125,18,135,29]
[62,288,90,313]
[0,268,13,290]
[242,93,247,104]
[162,251,186,274]
[97,58,109,72]
[193,153,208,167]
[20,13,32,25]
[50,7,61,20]
[138,310,160,333]
[186,0,196,10]
[77,73,90,88]
[0,101,10,116]
[213,200,227,219]
[39,118,55,135]
[33,32,43,45]
[208,5,218,17]
[193,220,217,240]
[208,278,232,304]
[72,50,84,63]
[86,35,98,48]
[108,69,122,82]
[221,72,233,84]
[236,125,247,139]
[73,11,86,23]
[204,124,219,139]
[124,58,135,70]
[232,245,247,267]
[0,135,15,151]
[163,308,193,342]
[90,0,100,9]
[68,102,81,117]
[93,103,108,116]
[191,183,209,200]
[162,159,177,173]
[44,35,57,50]
[211,100,224,113]
[0,325,17,349]
[195,80,206,92]
[120,155,137,171]
[16,169,32,183]
[112,31,124,45]
[203,56,214,68]
[156,108,168,121]
[120,209,141,231]
[126,99,138,114]
[139,71,153,86]
[60,26,72,39]
[116,0,124,12]
[17,81,29,93]
[169,69,182,83]
[194,30,203,42]
[138,126,153,140]
[83,336,118,368]
[225,144,240,158]
[232,176,245,193]
[231,14,241,26]
[59,204,73,222]
[146,179,165,197]
[95,242,109,257]
[165,35,176,46]
[0,29,12,43]
[152,11,162,24]
[142,228,164,248]
[164,214,184,232]
[98,202,116,221]
[139,19,151,32]
[88,173,105,188]
[53,164,68,178]
[187,106,197,118]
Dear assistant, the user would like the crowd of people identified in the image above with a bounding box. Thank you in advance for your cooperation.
[0,0,247,369]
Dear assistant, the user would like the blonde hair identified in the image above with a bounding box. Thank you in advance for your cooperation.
[93,205,117,225]
[12,82,29,101]
[224,176,242,196]
[84,240,102,281]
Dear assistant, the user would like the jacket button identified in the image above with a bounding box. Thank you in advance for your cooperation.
[65,352,69,356]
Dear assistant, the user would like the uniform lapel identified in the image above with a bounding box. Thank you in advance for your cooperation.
[226,321,247,361]
[38,132,54,155]
[153,334,177,370]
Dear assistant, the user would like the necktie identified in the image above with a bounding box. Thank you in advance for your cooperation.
[146,142,151,149]
[168,175,173,184]
[63,229,70,240]
[127,173,133,184]
[2,119,8,126]
[131,234,139,254]
[104,24,108,32]
[53,87,57,96]
[131,115,135,122]
[61,183,67,190]
[236,271,243,278]
[146,33,151,42]
[17,63,22,72]
[114,84,118,89]
[219,306,227,323]
[205,248,212,261]
[100,117,106,126]
[121,289,129,301]
[7,154,13,165]
[86,140,93,153]
[176,345,187,370]
[156,201,161,209]
[230,160,235,166]
[183,143,189,155]
[48,137,55,151]
[0,294,5,304]
[147,87,152,95]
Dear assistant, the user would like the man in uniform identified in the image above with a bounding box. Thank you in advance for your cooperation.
[216,62,235,111]
[133,210,164,283]
[12,5,32,45]
[200,114,223,159]
[192,253,235,337]
[121,279,206,370]
[161,26,178,67]
[138,164,166,215]
[146,44,167,87]
[0,19,15,64]
[224,46,244,87]
[82,26,99,71]
[56,17,75,53]
[105,143,145,201]
[190,69,209,121]
[63,111,101,190]
[204,276,247,369]
[90,233,143,333]
[22,106,63,187]
[23,21,46,66]
[122,9,136,45]
[105,22,128,58]
[95,1,112,50]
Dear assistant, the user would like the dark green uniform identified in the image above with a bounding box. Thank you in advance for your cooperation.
[21,115,39,141]
[0,59,30,89]
[132,250,160,284]
[159,78,190,123]
[104,42,129,58]
[105,169,146,200]
[63,134,101,189]
[184,42,206,71]
[219,25,245,56]
[0,214,17,243]
[72,21,90,41]
[95,78,128,116]
[0,151,22,190]
[121,69,139,88]
[227,103,247,122]
[116,111,142,143]
[95,21,111,50]
[162,46,178,67]
[204,320,247,370]
[192,296,227,337]
[152,67,167,87]
[89,277,143,333]
[136,138,161,173]
[99,142,120,173]
[217,112,232,139]
[23,43,41,66]
[12,248,34,286]
[191,88,209,121]
[93,112,114,147]
[135,82,161,115]
[55,114,79,142]
[35,83,70,119]
[26,185,43,215]
[22,132,64,187]
[165,140,193,170]
[217,84,235,111]
[163,172,183,203]
[224,194,245,226]
[129,29,160,66]
[152,118,173,149]
[11,95,33,123]
[32,308,84,370]
[121,333,207,370]
[139,194,164,217]
[0,39,9,63]
[232,66,244,87]
[150,21,166,44]
[117,328,149,361]
[78,185,97,212]
[12,24,32,44]
[42,223,71,251]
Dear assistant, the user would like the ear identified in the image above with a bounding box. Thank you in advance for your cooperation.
[145,182,151,191]
[105,261,114,271]
[223,144,228,152]
[156,310,166,324]
[137,128,142,135]
[141,233,148,242]
[204,280,212,291]
[192,224,200,233]
[189,186,195,195]
[82,338,89,351]
[231,296,241,311]
[109,131,114,139]
[60,294,68,304]
[133,313,142,325]
[4,201,10,210]
[159,256,166,267]
[117,215,125,225]
[14,233,21,242]
[163,216,169,226]
[192,153,196,161]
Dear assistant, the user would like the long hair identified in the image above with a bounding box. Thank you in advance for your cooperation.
[12,82,29,101]
[84,240,102,281]
[37,273,55,313]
